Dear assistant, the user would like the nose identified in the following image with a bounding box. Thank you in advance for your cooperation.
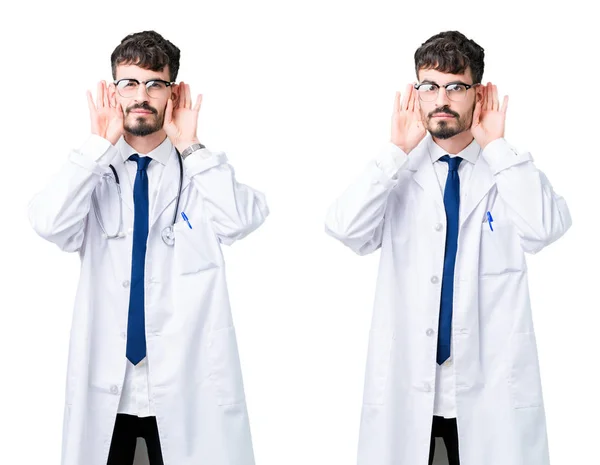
[435,86,451,107]
[133,83,149,102]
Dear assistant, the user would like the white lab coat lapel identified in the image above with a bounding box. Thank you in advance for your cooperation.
[149,147,191,230]
[459,153,495,229]
[409,143,444,210]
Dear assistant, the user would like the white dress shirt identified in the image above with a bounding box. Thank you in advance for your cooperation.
[427,136,481,419]
[114,136,172,418]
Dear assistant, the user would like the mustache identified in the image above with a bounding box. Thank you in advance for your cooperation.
[429,106,459,118]
[126,103,158,115]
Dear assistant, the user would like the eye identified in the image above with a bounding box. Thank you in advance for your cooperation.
[447,84,466,93]
[147,81,164,89]
[419,84,437,92]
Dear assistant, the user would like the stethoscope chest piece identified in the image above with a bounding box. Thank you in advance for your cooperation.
[161,225,175,246]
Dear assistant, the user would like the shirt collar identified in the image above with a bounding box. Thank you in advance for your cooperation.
[117,136,173,166]
[427,134,481,165]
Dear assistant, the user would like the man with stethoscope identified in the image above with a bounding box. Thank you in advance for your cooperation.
[28,31,268,465]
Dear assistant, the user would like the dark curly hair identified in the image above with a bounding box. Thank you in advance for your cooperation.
[414,31,485,84]
[111,30,181,82]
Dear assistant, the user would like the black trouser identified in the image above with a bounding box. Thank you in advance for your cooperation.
[107,414,164,465]
[428,416,460,465]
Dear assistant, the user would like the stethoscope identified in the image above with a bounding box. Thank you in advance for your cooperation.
[91,152,183,246]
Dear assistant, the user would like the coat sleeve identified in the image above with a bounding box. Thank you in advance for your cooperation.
[183,148,269,246]
[482,138,572,254]
[28,135,120,252]
[324,142,410,255]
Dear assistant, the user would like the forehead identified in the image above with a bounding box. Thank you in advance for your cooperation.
[417,67,473,85]
[115,64,170,81]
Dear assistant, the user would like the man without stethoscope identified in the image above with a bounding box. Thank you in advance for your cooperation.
[28,31,268,465]
[325,31,571,465]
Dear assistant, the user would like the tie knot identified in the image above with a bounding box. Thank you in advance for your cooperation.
[439,155,463,172]
[128,154,152,172]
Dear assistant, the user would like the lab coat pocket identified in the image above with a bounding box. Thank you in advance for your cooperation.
[479,221,525,276]
[173,220,218,275]
[208,326,246,406]
[508,332,543,409]
[363,329,394,405]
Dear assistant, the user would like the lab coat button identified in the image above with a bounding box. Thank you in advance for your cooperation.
[120,332,126,340]
[434,223,443,231]
[110,385,119,395]
[430,276,439,284]
[122,280,130,288]
[424,383,431,392]
[426,328,434,337]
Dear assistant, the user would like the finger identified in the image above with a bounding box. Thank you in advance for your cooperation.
[501,95,509,115]
[471,100,481,127]
[193,94,203,112]
[87,90,96,115]
[177,81,185,108]
[103,81,110,108]
[186,84,192,109]
[401,84,412,111]
[409,85,416,112]
[486,83,493,111]
[493,85,499,112]
[96,81,103,108]
[393,91,401,113]
[107,83,116,108]
[163,98,173,126]
[415,96,423,119]
[482,85,488,112]
[182,82,188,109]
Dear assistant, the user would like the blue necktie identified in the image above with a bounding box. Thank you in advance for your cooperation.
[437,155,463,365]
[126,154,152,365]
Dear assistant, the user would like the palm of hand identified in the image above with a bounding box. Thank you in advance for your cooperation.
[393,109,426,148]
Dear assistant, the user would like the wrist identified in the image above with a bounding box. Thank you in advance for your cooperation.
[179,141,206,159]
[391,141,412,154]
[176,138,201,154]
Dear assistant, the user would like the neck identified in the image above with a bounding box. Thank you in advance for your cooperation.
[124,130,168,155]
[432,130,474,155]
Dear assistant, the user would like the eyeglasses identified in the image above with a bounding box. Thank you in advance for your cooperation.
[414,82,480,102]
[114,79,175,98]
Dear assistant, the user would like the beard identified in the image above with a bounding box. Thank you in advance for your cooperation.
[426,101,475,140]
[124,103,164,137]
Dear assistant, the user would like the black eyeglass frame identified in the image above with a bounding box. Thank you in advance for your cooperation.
[113,78,176,98]
[413,82,481,101]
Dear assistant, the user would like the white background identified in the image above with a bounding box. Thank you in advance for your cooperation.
[0,1,596,464]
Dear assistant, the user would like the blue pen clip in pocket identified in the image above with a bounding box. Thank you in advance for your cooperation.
[486,211,494,231]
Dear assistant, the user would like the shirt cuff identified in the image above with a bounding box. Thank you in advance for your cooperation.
[183,147,228,176]
[482,138,533,174]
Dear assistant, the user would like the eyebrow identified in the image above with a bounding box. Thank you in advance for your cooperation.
[117,77,169,82]
[420,79,471,86]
